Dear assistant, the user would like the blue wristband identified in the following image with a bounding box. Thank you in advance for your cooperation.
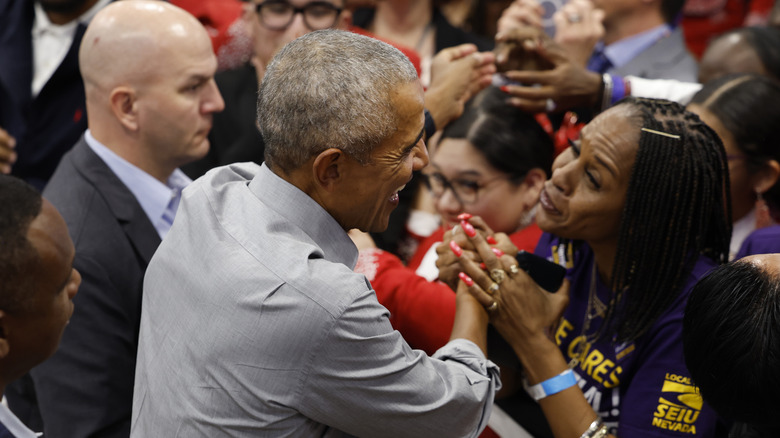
[527,369,577,401]
[611,75,626,106]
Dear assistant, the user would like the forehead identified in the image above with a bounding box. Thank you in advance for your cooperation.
[580,106,640,173]
[433,138,492,172]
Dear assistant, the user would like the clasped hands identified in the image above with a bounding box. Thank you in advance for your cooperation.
[440,214,570,344]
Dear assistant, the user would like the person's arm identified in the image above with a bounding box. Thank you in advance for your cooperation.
[30,255,138,437]
[424,44,496,139]
[296,283,498,438]
[0,127,15,174]
[355,246,457,355]
[455,222,619,438]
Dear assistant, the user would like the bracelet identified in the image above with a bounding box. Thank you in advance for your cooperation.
[527,369,577,401]
[610,75,626,106]
[600,74,613,113]
[580,417,608,438]
[423,109,436,141]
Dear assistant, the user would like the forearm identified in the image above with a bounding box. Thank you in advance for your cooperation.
[512,334,615,438]
[449,287,490,354]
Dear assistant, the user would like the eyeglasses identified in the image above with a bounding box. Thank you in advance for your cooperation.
[254,1,342,31]
[421,172,508,205]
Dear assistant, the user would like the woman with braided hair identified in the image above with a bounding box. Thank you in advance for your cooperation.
[450,97,732,437]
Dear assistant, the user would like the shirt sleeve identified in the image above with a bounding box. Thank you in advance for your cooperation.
[295,286,501,438]
[356,248,456,355]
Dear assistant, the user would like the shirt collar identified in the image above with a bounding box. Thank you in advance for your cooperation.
[603,24,672,69]
[33,0,112,36]
[84,130,191,239]
[249,164,359,269]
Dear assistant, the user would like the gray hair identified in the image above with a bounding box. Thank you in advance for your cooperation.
[258,29,419,172]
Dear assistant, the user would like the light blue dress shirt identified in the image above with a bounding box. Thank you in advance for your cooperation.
[597,24,672,72]
[84,130,191,239]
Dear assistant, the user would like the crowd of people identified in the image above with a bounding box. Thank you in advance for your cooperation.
[1,0,780,437]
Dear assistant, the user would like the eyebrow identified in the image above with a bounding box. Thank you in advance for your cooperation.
[578,133,617,177]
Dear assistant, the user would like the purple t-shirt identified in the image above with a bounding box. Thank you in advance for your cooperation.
[536,233,724,437]
[735,224,780,260]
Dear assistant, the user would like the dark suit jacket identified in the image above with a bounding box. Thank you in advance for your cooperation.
[6,138,161,437]
[0,0,96,190]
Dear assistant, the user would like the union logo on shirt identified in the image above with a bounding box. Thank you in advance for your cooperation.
[652,373,704,434]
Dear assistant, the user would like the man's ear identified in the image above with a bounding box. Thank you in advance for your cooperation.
[312,148,346,191]
[109,86,139,131]
[0,310,10,359]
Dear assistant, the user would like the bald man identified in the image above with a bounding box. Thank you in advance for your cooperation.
[4,2,224,437]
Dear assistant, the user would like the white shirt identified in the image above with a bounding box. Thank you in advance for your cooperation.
[0,400,39,438]
[84,130,191,240]
[31,0,111,96]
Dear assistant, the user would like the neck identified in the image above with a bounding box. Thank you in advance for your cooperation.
[603,11,665,45]
[90,127,175,184]
[371,0,433,45]
[43,0,100,25]
[589,239,618,285]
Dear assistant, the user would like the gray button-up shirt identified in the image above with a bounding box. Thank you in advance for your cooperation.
[131,163,500,437]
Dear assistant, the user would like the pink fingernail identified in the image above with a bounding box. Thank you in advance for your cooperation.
[461,220,477,238]
[486,235,498,245]
[492,248,505,257]
[500,85,510,93]
[457,213,473,221]
[450,240,463,257]
[459,272,474,286]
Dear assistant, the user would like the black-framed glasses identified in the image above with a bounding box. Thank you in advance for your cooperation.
[421,172,507,205]
[255,1,342,31]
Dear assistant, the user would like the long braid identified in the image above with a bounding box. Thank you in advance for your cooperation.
[598,97,731,343]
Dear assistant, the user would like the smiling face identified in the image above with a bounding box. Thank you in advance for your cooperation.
[429,138,536,232]
[1,200,80,383]
[335,81,428,233]
[537,104,639,248]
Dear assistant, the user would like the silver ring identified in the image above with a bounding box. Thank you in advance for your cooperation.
[509,264,521,276]
[545,98,556,112]
[567,13,582,23]
[490,269,507,284]
[486,301,498,312]
[488,283,500,294]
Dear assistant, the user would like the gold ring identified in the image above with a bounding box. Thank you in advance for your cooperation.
[486,301,498,312]
[488,283,500,294]
[509,264,520,275]
[490,269,506,284]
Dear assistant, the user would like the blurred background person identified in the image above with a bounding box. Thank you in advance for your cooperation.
[683,254,780,437]
[688,74,780,259]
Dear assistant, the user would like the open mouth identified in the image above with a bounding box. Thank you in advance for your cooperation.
[389,184,406,203]
[539,188,561,215]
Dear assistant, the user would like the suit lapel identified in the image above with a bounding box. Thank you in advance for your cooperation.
[70,139,162,265]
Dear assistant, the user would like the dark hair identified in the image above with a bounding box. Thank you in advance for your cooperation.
[718,26,780,79]
[661,0,685,24]
[601,97,732,342]
[690,73,780,213]
[0,175,43,313]
[683,259,780,427]
[440,87,554,181]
